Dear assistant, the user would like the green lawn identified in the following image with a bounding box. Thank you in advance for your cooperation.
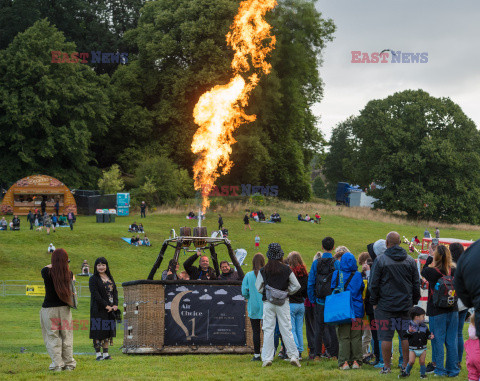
[0,207,474,379]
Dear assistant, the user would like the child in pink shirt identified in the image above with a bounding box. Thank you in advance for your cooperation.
[465,313,480,381]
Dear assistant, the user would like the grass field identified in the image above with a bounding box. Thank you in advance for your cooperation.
[0,205,476,379]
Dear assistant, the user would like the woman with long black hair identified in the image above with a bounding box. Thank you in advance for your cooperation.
[40,248,76,371]
[255,243,301,368]
[89,257,118,361]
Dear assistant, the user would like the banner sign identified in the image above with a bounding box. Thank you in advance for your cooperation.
[26,285,45,296]
[164,284,246,346]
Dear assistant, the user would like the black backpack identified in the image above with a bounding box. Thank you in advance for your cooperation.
[315,257,336,298]
[432,268,457,309]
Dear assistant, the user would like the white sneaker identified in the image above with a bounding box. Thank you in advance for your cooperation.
[290,358,301,368]
[262,360,272,367]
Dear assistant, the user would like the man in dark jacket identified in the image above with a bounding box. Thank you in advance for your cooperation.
[454,238,480,341]
[27,210,34,230]
[183,251,217,280]
[218,260,244,281]
[369,231,420,375]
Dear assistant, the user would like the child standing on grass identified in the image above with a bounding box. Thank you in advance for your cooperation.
[465,313,480,381]
[255,235,260,248]
[399,306,434,378]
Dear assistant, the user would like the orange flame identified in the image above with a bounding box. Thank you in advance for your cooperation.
[192,0,277,211]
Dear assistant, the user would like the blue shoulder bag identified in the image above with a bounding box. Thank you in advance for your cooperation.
[324,271,355,325]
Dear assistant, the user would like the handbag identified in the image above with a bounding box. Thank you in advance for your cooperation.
[324,271,355,325]
[69,280,78,309]
[265,284,288,306]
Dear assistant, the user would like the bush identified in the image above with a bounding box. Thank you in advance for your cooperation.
[312,176,328,198]
[98,164,124,194]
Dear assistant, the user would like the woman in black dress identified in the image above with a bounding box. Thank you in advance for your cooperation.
[89,257,118,361]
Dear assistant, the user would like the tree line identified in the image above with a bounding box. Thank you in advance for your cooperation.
[0,0,335,204]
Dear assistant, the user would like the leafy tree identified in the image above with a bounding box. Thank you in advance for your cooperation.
[333,89,480,223]
[0,20,112,187]
[312,176,328,198]
[98,164,124,194]
[133,154,194,204]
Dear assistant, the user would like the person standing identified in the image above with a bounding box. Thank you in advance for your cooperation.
[307,237,340,361]
[67,211,75,231]
[255,243,301,368]
[287,251,309,360]
[44,213,52,235]
[243,213,252,231]
[255,235,260,249]
[51,214,57,232]
[140,201,146,218]
[40,248,76,371]
[435,227,440,239]
[89,257,118,361]
[242,253,265,362]
[450,242,468,368]
[27,210,34,230]
[41,198,46,215]
[54,200,60,216]
[421,245,459,377]
[218,214,223,230]
[368,231,420,375]
[331,252,365,370]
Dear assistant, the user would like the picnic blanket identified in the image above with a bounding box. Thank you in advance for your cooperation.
[121,237,151,246]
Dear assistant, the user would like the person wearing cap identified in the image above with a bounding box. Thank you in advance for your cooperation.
[255,243,301,368]
[368,232,421,375]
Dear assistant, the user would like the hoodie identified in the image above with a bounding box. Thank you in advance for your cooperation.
[369,245,420,312]
[330,253,364,318]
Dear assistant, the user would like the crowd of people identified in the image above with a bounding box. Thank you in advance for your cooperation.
[38,222,480,378]
[238,234,480,379]
[297,213,321,223]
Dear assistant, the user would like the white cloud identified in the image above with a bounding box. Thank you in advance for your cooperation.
[214,289,227,295]
[192,291,199,294]
[199,294,212,301]
[183,298,190,302]
[165,302,171,310]
[176,286,189,292]
[231,295,245,301]
[217,301,225,305]
[168,292,175,296]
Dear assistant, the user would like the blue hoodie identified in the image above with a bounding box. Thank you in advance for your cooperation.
[307,253,341,305]
[330,252,364,318]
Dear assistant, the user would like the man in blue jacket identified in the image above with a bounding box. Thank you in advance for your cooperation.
[307,236,341,360]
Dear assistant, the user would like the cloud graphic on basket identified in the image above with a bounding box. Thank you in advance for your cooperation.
[176,286,189,292]
[168,292,175,296]
[184,298,191,302]
[199,294,212,300]
[231,295,245,301]
[217,301,225,305]
[191,291,199,294]
[165,302,172,309]
[214,289,228,295]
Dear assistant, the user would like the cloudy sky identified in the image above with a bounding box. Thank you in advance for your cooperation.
[313,0,480,140]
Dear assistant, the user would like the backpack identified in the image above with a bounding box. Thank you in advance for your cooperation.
[315,258,336,298]
[432,268,457,309]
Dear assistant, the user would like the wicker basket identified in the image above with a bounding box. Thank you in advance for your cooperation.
[122,280,254,354]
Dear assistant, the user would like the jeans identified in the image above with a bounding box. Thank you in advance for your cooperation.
[314,303,338,357]
[141,210,146,218]
[250,318,261,355]
[430,312,460,377]
[457,309,468,364]
[290,303,305,354]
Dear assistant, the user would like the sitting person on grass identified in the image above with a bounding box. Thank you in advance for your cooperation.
[1,217,8,230]
[187,211,195,219]
[138,223,144,233]
[131,235,139,245]
[47,243,56,253]
[81,260,90,275]
[129,222,138,233]
[11,215,20,230]
[270,211,281,223]
[143,235,151,246]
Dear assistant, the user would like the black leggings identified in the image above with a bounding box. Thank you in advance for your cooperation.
[250,318,261,355]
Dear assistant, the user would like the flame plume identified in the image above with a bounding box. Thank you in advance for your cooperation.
[191,0,277,211]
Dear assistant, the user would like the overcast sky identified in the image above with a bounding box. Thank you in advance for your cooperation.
[313,0,480,140]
